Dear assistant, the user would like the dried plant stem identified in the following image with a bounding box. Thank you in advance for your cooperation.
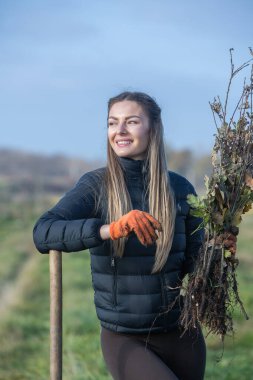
[178,50,253,340]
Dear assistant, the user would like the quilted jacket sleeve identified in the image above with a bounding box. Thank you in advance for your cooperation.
[33,171,104,254]
[182,183,204,276]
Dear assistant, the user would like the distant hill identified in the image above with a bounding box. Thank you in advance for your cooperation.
[0,146,212,200]
[0,148,104,198]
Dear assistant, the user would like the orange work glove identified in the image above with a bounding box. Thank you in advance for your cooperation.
[109,210,162,246]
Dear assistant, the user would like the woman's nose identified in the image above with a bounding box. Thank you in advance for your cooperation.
[116,121,127,134]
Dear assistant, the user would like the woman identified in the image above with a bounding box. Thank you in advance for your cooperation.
[33,92,207,380]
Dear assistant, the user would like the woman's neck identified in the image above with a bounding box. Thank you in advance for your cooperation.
[118,156,148,179]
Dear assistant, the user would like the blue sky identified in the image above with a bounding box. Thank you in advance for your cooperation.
[0,0,252,161]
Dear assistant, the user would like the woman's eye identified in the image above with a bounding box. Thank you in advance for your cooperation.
[108,122,116,127]
[128,120,138,124]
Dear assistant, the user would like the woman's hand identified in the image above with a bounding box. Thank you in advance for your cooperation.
[109,210,162,246]
[216,230,238,255]
[223,233,237,255]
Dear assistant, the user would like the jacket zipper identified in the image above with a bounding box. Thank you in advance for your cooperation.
[142,182,148,211]
[111,256,117,307]
[160,273,167,309]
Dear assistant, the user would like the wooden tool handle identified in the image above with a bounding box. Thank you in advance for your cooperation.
[49,250,62,380]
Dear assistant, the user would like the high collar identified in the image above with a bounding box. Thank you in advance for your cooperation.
[118,157,148,179]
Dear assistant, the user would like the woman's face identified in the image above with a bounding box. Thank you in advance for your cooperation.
[108,100,150,160]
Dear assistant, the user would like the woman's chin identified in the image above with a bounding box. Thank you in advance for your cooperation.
[113,149,133,158]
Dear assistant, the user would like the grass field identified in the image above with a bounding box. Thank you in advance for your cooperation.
[0,203,252,380]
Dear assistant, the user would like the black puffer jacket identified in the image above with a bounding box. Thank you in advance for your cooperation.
[33,157,204,333]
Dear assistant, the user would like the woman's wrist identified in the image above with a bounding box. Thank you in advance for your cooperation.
[99,224,111,240]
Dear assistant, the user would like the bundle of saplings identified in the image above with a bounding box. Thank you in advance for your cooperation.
[180,49,253,341]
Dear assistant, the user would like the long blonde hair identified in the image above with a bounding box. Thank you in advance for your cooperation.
[100,92,176,273]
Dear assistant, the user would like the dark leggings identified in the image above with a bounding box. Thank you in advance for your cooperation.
[100,326,206,380]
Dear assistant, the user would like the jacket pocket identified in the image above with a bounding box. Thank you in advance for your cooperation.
[161,273,181,308]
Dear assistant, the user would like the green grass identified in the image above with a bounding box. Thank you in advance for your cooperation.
[0,213,110,380]
[0,205,252,379]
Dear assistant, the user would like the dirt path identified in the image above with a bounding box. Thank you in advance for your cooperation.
[0,254,39,317]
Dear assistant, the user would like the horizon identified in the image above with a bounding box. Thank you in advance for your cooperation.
[0,142,212,163]
[1,0,252,161]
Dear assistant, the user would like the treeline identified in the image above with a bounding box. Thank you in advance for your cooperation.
[165,145,212,193]
[0,148,102,200]
[0,146,212,200]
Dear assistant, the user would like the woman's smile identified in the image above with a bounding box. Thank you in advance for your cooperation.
[116,139,133,147]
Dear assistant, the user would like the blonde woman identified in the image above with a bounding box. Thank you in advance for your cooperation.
[33,92,206,380]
